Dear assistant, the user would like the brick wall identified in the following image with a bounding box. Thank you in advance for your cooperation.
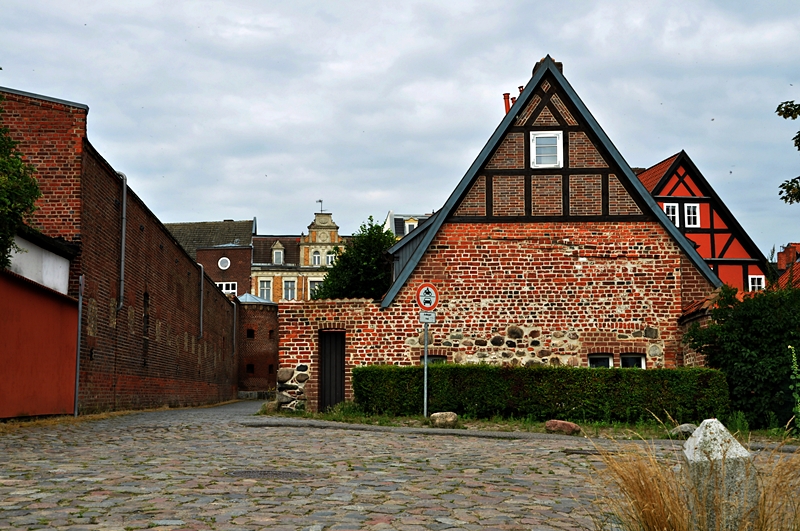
[486,133,524,169]
[531,175,562,216]
[280,220,713,411]
[454,176,486,216]
[492,175,525,216]
[2,89,238,413]
[568,131,607,168]
[569,174,602,216]
[238,303,279,391]
[609,174,642,216]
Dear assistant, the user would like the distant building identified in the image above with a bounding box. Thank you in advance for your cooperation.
[252,212,345,302]
[383,211,432,239]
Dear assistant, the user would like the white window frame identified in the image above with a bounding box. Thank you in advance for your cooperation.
[530,131,563,169]
[258,279,272,300]
[283,279,296,300]
[663,203,679,227]
[312,250,321,266]
[218,256,231,270]
[620,354,646,369]
[684,203,700,228]
[273,249,283,265]
[588,354,613,368]
[748,275,765,292]
[326,252,335,266]
[406,222,417,234]
[216,282,237,295]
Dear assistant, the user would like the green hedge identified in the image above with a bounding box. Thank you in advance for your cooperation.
[352,364,729,424]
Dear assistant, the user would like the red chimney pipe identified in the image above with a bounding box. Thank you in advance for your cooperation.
[518,86,524,94]
[510,96,517,106]
[503,93,510,114]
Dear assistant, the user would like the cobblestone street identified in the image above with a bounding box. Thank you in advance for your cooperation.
[0,401,646,531]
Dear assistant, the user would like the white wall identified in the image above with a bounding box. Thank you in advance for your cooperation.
[9,235,70,294]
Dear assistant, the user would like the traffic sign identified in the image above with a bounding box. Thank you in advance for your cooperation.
[416,282,439,311]
[419,311,436,323]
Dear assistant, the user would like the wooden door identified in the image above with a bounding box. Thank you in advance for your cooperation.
[319,330,345,411]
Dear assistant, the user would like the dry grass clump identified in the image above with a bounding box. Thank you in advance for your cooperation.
[592,441,800,531]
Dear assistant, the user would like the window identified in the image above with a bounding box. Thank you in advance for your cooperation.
[749,275,765,292]
[259,280,271,300]
[273,249,283,265]
[685,204,700,228]
[406,222,417,234]
[218,256,231,270]
[620,354,645,369]
[283,280,296,300]
[246,364,255,374]
[663,204,679,227]
[246,329,255,339]
[326,252,335,266]
[312,250,321,266]
[588,354,613,368]
[309,280,322,298]
[530,131,563,168]
[216,282,237,295]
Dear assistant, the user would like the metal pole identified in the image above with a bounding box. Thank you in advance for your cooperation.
[74,275,84,417]
[423,322,428,417]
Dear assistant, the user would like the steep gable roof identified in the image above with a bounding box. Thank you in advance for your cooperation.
[164,219,255,260]
[636,153,680,192]
[381,56,721,308]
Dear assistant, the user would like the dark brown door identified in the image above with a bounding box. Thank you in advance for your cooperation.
[319,330,345,411]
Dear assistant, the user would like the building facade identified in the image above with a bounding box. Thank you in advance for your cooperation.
[636,151,769,292]
[277,57,721,412]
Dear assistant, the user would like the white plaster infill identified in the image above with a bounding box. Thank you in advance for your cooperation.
[9,235,70,294]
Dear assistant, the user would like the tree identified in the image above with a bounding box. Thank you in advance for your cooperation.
[776,100,800,204]
[312,216,397,300]
[683,285,800,428]
[0,98,41,269]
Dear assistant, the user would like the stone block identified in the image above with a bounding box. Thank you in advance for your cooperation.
[430,412,458,428]
[545,419,581,435]
[669,423,697,439]
[682,419,757,530]
[277,367,295,383]
[506,326,523,339]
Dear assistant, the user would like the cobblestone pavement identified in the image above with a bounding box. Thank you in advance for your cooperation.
[0,401,673,531]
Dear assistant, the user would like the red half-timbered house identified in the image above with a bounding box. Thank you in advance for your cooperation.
[636,151,769,292]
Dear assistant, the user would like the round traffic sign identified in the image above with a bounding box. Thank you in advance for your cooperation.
[416,282,439,311]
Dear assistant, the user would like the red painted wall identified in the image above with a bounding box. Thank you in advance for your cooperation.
[0,271,78,418]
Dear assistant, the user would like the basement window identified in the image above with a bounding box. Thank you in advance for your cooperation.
[588,354,613,368]
[620,354,645,369]
[530,131,563,168]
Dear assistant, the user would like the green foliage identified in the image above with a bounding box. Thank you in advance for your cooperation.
[684,285,800,428]
[0,98,40,269]
[352,364,728,424]
[776,100,800,204]
[790,345,800,431]
[312,216,397,300]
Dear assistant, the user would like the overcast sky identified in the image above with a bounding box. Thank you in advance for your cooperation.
[2,1,799,255]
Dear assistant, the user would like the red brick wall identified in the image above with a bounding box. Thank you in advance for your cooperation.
[3,90,238,413]
[197,246,252,296]
[609,174,643,216]
[531,175,562,216]
[280,221,714,411]
[454,176,486,216]
[680,255,714,310]
[238,303,279,391]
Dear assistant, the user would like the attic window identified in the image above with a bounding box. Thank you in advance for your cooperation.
[273,249,283,265]
[218,257,231,270]
[531,131,563,168]
[406,222,417,234]
[749,275,765,292]
[663,204,679,227]
[685,204,700,228]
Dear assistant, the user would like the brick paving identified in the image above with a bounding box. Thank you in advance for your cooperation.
[0,401,668,531]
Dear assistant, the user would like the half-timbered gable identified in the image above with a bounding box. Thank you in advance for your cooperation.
[637,151,769,292]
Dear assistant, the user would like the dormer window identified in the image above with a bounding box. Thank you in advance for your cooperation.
[406,222,417,234]
[273,249,283,265]
[530,131,563,168]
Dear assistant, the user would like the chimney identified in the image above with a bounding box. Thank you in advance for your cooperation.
[778,244,800,271]
[510,96,517,106]
[503,93,510,114]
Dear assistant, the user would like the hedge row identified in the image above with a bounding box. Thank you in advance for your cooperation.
[352,364,729,424]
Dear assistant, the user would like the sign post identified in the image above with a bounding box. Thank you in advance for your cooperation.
[415,283,439,417]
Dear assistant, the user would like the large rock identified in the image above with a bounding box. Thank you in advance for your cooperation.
[545,419,581,435]
[669,423,698,439]
[682,419,757,530]
[276,368,294,383]
[430,412,458,429]
[275,391,294,404]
